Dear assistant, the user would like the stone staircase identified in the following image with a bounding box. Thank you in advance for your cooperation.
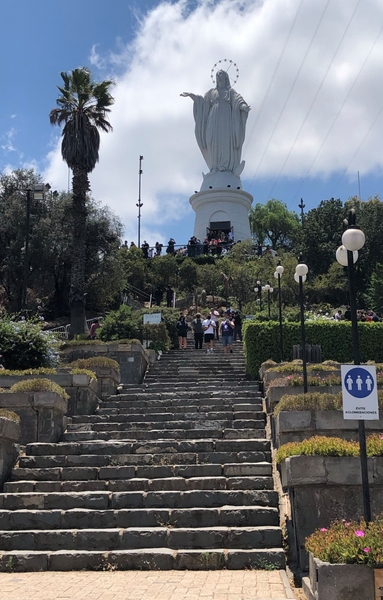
[0,340,285,571]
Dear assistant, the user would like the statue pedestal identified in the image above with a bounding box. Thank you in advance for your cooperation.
[189,188,253,242]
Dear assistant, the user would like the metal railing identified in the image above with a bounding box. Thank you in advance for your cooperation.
[47,316,103,340]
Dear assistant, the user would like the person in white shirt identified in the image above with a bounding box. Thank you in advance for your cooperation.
[210,309,220,340]
[202,314,216,353]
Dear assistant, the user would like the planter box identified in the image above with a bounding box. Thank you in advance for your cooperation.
[0,373,98,417]
[60,342,149,384]
[274,409,383,447]
[0,392,67,445]
[280,455,383,571]
[302,553,379,600]
[265,385,342,413]
[0,416,20,490]
[263,369,340,385]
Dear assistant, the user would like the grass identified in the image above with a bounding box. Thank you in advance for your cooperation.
[9,378,69,400]
[276,434,383,463]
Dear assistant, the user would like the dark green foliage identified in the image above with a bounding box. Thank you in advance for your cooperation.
[249,199,300,249]
[98,305,141,341]
[0,319,58,370]
[143,323,171,352]
[243,320,383,378]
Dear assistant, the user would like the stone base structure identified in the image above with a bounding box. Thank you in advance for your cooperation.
[190,186,252,242]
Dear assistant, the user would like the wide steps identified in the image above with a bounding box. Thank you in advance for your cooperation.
[4,475,275,493]
[0,342,284,572]
[0,490,277,511]
[0,548,285,571]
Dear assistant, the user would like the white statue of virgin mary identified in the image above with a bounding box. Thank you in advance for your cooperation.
[181,70,250,176]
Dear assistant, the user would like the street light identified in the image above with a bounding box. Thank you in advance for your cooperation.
[254,280,262,311]
[336,208,371,523]
[263,283,273,319]
[295,260,308,393]
[22,183,50,308]
[274,263,284,362]
[136,155,143,247]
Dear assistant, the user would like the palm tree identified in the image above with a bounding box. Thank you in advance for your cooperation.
[50,67,114,336]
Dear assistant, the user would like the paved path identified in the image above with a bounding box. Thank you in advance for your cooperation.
[0,570,295,599]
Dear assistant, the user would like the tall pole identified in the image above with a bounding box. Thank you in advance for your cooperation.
[22,189,32,309]
[343,213,371,523]
[277,272,283,362]
[298,198,305,223]
[298,275,308,393]
[136,155,143,248]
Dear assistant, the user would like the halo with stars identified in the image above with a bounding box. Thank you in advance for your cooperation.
[210,59,239,86]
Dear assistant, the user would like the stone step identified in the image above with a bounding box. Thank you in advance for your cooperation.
[0,547,285,571]
[10,462,272,482]
[4,475,275,493]
[0,525,282,551]
[67,419,265,432]
[25,439,270,456]
[68,414,265,437]
[0,504,279,529]
[101,396,262,406]
[0,490,277,511]
[62,428,266,442]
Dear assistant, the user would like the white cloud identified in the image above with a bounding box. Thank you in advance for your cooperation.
[44,0,383,244]
[1,128,17,153]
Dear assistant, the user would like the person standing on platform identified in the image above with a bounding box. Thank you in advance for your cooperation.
[166,286,174,308]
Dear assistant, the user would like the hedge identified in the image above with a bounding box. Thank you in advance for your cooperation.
[243,320,383,379]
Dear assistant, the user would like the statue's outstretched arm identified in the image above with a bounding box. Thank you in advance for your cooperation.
[180,92,197,101]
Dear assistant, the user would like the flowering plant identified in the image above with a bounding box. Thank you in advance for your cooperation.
[306,517,383,565]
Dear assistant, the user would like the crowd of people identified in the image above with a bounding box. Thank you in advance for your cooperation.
[334,307,381,322]
[176,308,242,354]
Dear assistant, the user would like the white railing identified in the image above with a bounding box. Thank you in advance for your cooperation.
[48,317,103,340]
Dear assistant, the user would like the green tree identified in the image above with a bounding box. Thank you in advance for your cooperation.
[301,198,345,276]
[50,67,114,336]
[249,199,300,249]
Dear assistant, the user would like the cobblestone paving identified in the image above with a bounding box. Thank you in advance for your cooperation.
[0,570,295,600]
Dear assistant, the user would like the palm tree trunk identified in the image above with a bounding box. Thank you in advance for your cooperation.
[69,167,88,337]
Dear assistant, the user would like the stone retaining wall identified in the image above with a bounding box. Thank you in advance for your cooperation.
[280,455,383,571]
[0,416,20,490]
[0,392,67,446]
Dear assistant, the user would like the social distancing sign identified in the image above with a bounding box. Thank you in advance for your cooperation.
[341,365,379,420]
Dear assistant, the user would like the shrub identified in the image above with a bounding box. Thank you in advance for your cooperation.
[69,369,97,380]
[269,375,341,387]
[274,390,383,414]
[67,357,119,371]
[305,517,383,565]
[0,368,57,376]
[98,305,141,341]
[243,320,383,379]
[59,339,107,349]
[274,392,343,415]
[0,409,20,422]
[276,434,383,463]
[142,323,171,352]
[276,436,359,463]
[10,379,69,400]
[272,363,338,374]
[0,318,59,370]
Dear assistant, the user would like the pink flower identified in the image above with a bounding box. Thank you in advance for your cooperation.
[355,530,365,537]
[320,528,327,532]
[363,547,370,553]
[287,376,291,380]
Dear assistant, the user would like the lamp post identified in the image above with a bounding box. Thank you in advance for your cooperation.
[295,260,308,393]
[136,155,143,247]
[336,208,370,523]
[263,283,273,319]
[274,263,284,362]
[255,280,262,311]
[22,183,49,308]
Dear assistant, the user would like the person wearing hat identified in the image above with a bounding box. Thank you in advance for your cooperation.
[210,308,220,340]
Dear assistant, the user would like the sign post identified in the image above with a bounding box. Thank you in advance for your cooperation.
[341,364,379,523]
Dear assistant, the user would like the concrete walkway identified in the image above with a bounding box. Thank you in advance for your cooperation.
[0,570,295,599]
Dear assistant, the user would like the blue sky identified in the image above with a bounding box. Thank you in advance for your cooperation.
[2,0,383,248]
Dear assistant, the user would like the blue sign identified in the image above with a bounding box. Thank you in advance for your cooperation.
[343,367,374,399]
